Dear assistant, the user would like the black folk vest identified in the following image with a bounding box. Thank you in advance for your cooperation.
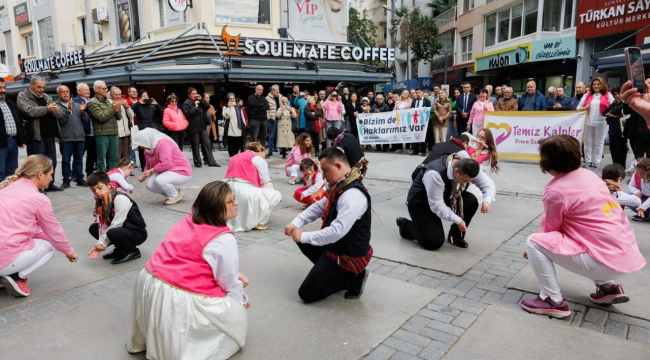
[322,180,371,257]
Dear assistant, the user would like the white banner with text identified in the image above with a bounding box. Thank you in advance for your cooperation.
[483,111,586,160]
[356,108,431,145]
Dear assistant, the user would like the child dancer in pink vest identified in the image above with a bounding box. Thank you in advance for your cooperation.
[521,135,645,319]
[465,128,499,175]
[293,158,326,208]
[627,158,650,221]
[107,158,135,193]
[129,181,249,360]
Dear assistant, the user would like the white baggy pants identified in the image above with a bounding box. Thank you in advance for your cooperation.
[146,171,192,199]
[583,124,608,165]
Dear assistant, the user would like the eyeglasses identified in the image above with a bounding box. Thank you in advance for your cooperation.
[99,87,108,90]
[170,100,177,103]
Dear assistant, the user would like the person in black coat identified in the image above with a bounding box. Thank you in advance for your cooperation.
[0,79,25,181]
[410,88,433,155]
[247,85,270,147]
[455,83,477,138]
[345,92,361,140]
[130,91,164,170]
[603,88,627,167]
[371,94,391,152]
[182,87,218,168]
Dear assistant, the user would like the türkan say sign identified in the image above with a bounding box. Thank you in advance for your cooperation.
[576,0,650,40]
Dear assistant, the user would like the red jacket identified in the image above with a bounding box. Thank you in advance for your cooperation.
[163,104,189,131]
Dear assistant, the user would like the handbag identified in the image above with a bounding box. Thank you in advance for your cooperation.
[316,118,326,132]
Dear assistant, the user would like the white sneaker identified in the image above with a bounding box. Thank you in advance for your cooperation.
[626,164,635,174]
[164,189,183,205]
[289,178,296,185]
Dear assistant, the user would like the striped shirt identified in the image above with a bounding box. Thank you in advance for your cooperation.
[0,98,16,137]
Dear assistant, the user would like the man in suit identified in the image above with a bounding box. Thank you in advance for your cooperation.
[410,88,433,156]
[0,78,25,182]
[455,83,477,142]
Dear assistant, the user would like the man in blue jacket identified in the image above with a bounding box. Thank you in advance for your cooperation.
[547,87,572,111]
[518,81,547,111]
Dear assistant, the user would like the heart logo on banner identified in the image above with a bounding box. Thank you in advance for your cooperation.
[485,122,511,145]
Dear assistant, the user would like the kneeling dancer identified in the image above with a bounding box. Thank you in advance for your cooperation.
[521,135,645,319]
[285,147,373,303]
[397,153,495,250]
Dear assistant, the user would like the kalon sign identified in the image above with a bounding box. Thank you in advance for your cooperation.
[576,0,650,41]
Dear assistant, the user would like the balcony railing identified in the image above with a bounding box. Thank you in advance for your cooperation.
[434,7,456,29]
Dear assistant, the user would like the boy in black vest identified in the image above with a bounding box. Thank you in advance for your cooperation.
[326,127,368,180]
[87,172,147,264]
[397,154,495,250]
[285,147,372,303]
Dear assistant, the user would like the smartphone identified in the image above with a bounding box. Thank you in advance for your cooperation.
[625,47,646,94]
[144,99,152,105]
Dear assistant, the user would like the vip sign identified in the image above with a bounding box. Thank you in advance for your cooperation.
[168,0,187,12]
[289,0,349,43]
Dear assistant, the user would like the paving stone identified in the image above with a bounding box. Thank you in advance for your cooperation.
[425,320,465,336]
[480,291,503,305]
[466,270,484,277]
[463,288,487,301]
[571,311,585,326]
[435,287,467,298]
[449,302,483,316]
[391,264,414,275]
[470,261,491,272]
[366,345,396,360]
[462,274,493,285]
[573,303,586,313]
[433,294,456,307]
[419,327,459,344]
[375,259,400,267]
[20,306,50,320]
[498,245,524,254]
[508,262,527,271]
[426,304,461,317]
[628,325,650,345]
[402,267,423,279]
[585,308,609,325]
[581,322,605,332]
[455,280,477,292]
[49,291,77,304]
[474,283,507,294]
[451,312,478,329]
[390,351,420,360]
[392,330,432,347]
[483,257,513,266]
[383,337,423,356]
[14,297,52,311]
[604,320,628,339]
[499,289,524,305]
[40,301,65,314]
[403,315,430,333]
[0,317,28,330]
[491,276,511,288]
[485,268,518,278]
[374,265,395,276]
[421,278,443,289]
[91,286,114,297]
[0,309,24,322]
[418,340,450,360]
[481,272,496,279]
[386,272,419,282]
[417,309,454,323]
[451,297,489,310]
[608,313,650,329]
[408,274,434,285]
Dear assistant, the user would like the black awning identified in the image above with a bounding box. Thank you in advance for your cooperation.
[590,43,650,71]
[227,68,390,83]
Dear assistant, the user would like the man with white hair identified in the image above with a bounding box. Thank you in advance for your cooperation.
[545,86,557,109]
[496,87,519,111]
[73,83,96,179]
[486,85,497,107]
[17,76,64,191]
[518,81,546,111]
[55,85,88,188]
[88,80,122,171]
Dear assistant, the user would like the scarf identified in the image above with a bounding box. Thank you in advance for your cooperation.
[450,137,466,150]
[447,154,467,220]
[94,187,118,228]
[605,180,623,208]
[321,168,362,228]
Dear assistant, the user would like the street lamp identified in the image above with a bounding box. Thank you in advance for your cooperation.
[440,48,452,85]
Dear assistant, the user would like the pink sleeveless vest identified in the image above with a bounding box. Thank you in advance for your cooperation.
[467,147,489,164]
[146,215,231,297]
[224,150,261,187]
[583,92,610,115]
[106,168,122,189]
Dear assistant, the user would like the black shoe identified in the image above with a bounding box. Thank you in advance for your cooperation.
[632,215,650,222]
[102,249,121,260]
[195,164,202,168]
[345,270,368,299]
[76,179,87,186]
[203,160,208,165]
[267,151,273,157]
[208,163,221,167]
[111,249,141,264]
[282,154,287,160]
[396,217,414,240]
[45,184,64,192]
[448,234,469,248]
[421,152,427,157]
[410,152,420,156]
[61,181,71,189]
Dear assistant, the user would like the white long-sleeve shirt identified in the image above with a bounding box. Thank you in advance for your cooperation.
[422,153,496,225]
[612,190,642,208]
[302,171,325,197]
[628,176,650,210]
[204,233,248,305]
[96,195,132,247]
[465,132,492,174]
[109,168,133,192]
[290,187,368,245]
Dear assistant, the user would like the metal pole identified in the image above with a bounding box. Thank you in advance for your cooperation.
[133,25,197,65]
[91,34,149,70]
[443,50,448,85]
[202,22,225,60]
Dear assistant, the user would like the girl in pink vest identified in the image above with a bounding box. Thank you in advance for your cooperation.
[521,135,645,319]
[576,77,615,169]
[628,158,650,221]
[129,181,249,360]
[465,128,499,175]
[223,142,281,231]
[293,158,326,208]
[107,158,135,193]
[286,132,316,184]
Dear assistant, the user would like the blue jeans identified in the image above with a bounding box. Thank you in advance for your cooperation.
[446,115,458,141]
[267,120,278,152]
[0,137,19,181]
[60,141,85,182]
[129,139,137,165]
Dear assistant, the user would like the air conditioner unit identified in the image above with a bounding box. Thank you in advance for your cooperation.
[61,42,75,54]
[92,7,108,24]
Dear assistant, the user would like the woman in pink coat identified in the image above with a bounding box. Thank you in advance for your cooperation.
[467,89,494,135]
[521,135,645,319]
[285,132,317,185]
[162,94,189,150]
[133,128,193,205]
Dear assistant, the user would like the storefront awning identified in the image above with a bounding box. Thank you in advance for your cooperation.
[227,68,390,83]
[590,43,650,71]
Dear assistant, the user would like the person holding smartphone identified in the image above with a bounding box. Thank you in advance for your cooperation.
[222,93,248,157]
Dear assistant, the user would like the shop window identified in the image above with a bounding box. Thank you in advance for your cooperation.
[24,33,34,57]
[158,0,186,28]
[524,0,538,35]
[485,14,496,48]
[461,34,472,62]
[498,9,510,43]
[543,0,562,31]
[0,51,5,64]
[214,0,270,24]
[115,0,142,44]
[81,17,103,44]
[0,6,7,20]
[511,4,522,39]
[563,0,575,29]
[38,18,56,57]
[463,0,475,14]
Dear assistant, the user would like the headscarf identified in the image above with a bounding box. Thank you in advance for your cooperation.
[132,128,174,152]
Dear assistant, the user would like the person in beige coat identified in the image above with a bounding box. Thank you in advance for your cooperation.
[276,96,297,159]
[432,90,452,144]
[496,87,519,111]
[266,85,281,157]
[109,87,134,163]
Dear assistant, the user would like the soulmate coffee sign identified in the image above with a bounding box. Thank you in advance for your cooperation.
[576,0,650,40]
[23,50,85,73]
